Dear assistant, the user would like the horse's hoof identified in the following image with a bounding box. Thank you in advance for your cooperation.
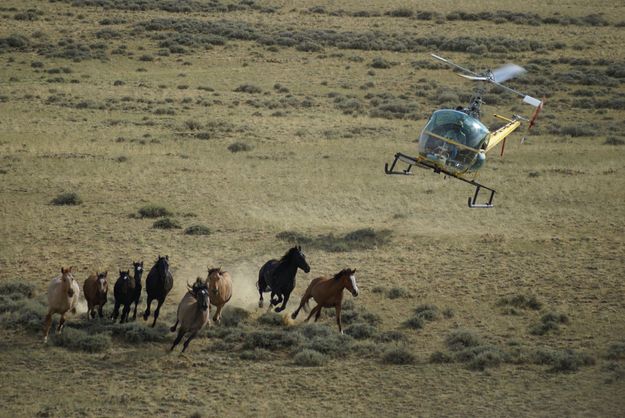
[170,326,176,332]
[258,301,263,308]
[275,307,284,313]
[43,337,48,344]
[291,312,297,320]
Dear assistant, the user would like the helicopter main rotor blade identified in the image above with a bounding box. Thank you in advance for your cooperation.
[431,53,480,76]
[491,63,526,83]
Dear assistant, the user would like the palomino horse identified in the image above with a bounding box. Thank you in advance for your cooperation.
[257,246,310,312]
[112,270,134,323]
[44,266,80,342]
[143,255,174,327]
[206,267,232,324]
[83,271,108,319]
[170,278,210,352]
[291,268,359,334]
[130,261,143,320]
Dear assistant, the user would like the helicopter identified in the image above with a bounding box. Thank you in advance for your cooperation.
[384,53,544,208]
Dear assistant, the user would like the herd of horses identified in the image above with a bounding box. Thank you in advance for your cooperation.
[42,246,359,351]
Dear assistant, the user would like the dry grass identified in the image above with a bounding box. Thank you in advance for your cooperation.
[1,0,625,416]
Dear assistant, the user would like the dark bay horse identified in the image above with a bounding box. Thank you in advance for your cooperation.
[112,270,135,323]
[131,261,143,320]
[258,246,310,312]
[143,255,174,327]
[291,268,359,334]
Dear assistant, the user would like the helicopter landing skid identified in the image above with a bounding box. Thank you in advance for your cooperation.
[384,152,496,208]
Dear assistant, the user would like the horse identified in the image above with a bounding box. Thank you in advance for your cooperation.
[257,246,310,312]
[83,271,108,319]
[291,268,359,334]
[43,266,80,343]
[112,270,135,323]
[206,267,232,324]
[143,255,174,327]
[130,261,143,320]
[170,278,210,352]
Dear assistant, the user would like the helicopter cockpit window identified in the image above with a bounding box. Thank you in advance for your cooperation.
[417,110,490,173]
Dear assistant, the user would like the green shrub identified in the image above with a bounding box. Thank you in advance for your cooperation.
[257,312,284,326]
[468,349,505,371]
[0,298,47,331]
[445,329,482,351]
[51,192,82,206]
[403,315,424,330]
[240,348,272,361]
[293,349,326,366]
[375,330,407,343]
[344,323,376,339]
[184,225,211,235]
[108,322,168,343]
[51,328,112,352]
[370,57,392,69]
[243,330,302,350]
[387,287,409,299]
[430,351,453,363]
[604,136,625,145]
[304,334,352,357]
[414,304,439,321]
[382,347,416,365]
[234,84,262,94]
[137,205,172,218]
[220,307,250,327]
[606,341,625,360]
[497,294,542,310]
[297,323,334,339]
[0,281,36,298]
[532,348,595,372]
[152,218,181,229]
[227,142,253,153]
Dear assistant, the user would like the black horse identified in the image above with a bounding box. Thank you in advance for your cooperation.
[143,255,174,327]
[112,270,134,323]
[131,261,143,320]
[258,246,310,312]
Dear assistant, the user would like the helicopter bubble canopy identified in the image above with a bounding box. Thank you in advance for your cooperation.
[417,109,489,174]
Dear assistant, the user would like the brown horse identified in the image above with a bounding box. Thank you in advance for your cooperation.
[291,268,359,334]
[83,271,108,319]
[44,266,80,343]
[206,267,232,324]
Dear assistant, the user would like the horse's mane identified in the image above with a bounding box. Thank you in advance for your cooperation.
[279,247,298,262]
[333,269,351,281]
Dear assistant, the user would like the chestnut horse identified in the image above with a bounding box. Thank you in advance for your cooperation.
[291,268,359,334]
[83,271,108,319]
[207,267,232,324]
[44,266,80,342]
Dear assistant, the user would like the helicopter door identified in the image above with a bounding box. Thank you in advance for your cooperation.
[417,109,489,173]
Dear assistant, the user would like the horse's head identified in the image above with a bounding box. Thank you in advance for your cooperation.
[96,271,108,294]
[188,277,209,311]
[61,266,76,296]
[118,270,131,288]
[206,267,225,297]
[290,246,310,273]
[61,266,75,283]
[133,261,143,277]
[155,255,169,274]
[336,268,359,297]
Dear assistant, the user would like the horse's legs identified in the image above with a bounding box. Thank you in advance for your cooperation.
[143,296,153,321]
[152,298,164,328]
[182,331,198,353]
[171,329,184,351]
[97,304,104,319]
[314,306,322,322]
[305,304,322,322]
[275,291,291,313]
[57,313,66,333]
[132,300,138,320]
[170,319,179,332]
[258,273,266,308]
[111,300,120,321]
[213,304,223,324]
[335,303,343,334]
[43,311,53,343]
[121,303,130,323]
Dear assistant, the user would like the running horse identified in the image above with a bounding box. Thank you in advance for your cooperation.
[257,246,310,312]
[291,268,359,334]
